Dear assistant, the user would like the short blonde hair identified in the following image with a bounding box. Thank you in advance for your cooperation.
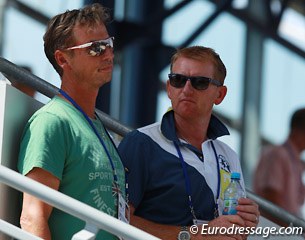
[43,3,110,76]
[170,46,226,83]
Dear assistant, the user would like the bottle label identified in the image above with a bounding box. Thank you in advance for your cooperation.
[222,199,238,215]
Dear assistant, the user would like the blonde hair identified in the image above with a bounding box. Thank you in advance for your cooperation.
[170,46,226,83]
[43,3,110,76]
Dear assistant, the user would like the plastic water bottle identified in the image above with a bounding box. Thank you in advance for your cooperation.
[222,172,245,215]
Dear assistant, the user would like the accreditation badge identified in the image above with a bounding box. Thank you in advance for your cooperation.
[220,169,231,199]
[193,219,209,225]
[118,193,130,223]
[117,193,130,240]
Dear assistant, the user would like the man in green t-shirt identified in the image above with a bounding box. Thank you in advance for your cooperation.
[18,3,126,240]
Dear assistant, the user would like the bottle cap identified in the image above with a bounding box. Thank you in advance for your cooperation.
[231,172,240,179]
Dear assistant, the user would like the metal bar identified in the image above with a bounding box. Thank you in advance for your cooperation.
[203,0,305,59]
[246,188,305,230]
[0,165,160,240]
[72,223,99,240]
[227,6,305,60]
[179,0,234,48]
[144,0,192,26]
[7,0,50,25]
[0,57,57,98]
[96,109,131,136]
[0,219,43,240]
[72,230,96,240]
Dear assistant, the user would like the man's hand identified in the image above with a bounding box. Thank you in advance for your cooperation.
[236,198,260,228]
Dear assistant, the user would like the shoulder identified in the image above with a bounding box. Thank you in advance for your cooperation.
[28,111,66,133]
[258,144,289,168]
[261,145,287,158]
[212,139,238,159]
[119,122,161,147]
[118,123,164,165]
[29,97,79,127]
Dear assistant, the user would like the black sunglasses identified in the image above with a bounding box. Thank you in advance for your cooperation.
[168,73,222,90]
[65,37,114,56]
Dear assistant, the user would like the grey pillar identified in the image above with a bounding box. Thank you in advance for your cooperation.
[119,0,164,128]
[240,1,267,187]
[0,0,6,56]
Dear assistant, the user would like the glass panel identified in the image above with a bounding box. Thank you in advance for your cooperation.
[163,1,214,46]
[279,8,305,51]
[261,39,305,143]
[3,1,83,103]
[17,0,83,17]
[192,13,246,121]
[3,8,55,103]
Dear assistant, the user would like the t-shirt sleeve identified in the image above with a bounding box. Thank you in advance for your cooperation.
[118,130,149,208]
[18,112,67,180]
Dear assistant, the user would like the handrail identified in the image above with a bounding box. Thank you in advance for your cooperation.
[0,165,160,240]
[0,219,43,240]
[246,189,305,229]
[1,56,305,231]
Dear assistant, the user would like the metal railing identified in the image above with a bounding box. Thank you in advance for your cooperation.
[0,219,42,240]
[0,165,159,240]
[1,56,305,236]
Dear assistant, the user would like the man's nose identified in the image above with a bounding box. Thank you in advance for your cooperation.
[182,79,194,93]
[101,47,114,60]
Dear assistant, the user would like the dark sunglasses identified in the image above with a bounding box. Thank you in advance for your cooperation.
[168,73,222,90]
[65,37,114,56]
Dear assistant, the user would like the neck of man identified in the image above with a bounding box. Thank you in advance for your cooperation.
[59,83,98,119]
[174,114,210,151]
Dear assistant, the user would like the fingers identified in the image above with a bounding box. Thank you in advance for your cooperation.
[236,198,260,227]
[237,211,259,227]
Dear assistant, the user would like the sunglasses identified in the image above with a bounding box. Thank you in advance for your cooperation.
[168,73,222,90]
[65,37,114,56]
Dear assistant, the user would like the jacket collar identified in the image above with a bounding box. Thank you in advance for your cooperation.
[160,110,230,143]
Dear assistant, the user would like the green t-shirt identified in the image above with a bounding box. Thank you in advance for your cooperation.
[18,96,125,240]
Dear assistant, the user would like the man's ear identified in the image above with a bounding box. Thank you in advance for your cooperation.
[214,85,227,105]
[54,50,70,69]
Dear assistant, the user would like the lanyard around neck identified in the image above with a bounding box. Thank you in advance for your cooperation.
[174,140,220,220]
[59,89,119,187]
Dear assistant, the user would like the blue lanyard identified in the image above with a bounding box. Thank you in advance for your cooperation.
[174,140,220,220]
[59,89,119,188]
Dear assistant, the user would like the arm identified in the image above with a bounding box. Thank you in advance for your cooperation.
[130,205,245,240]
[129,205,180,240]
[20,167,60,240]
